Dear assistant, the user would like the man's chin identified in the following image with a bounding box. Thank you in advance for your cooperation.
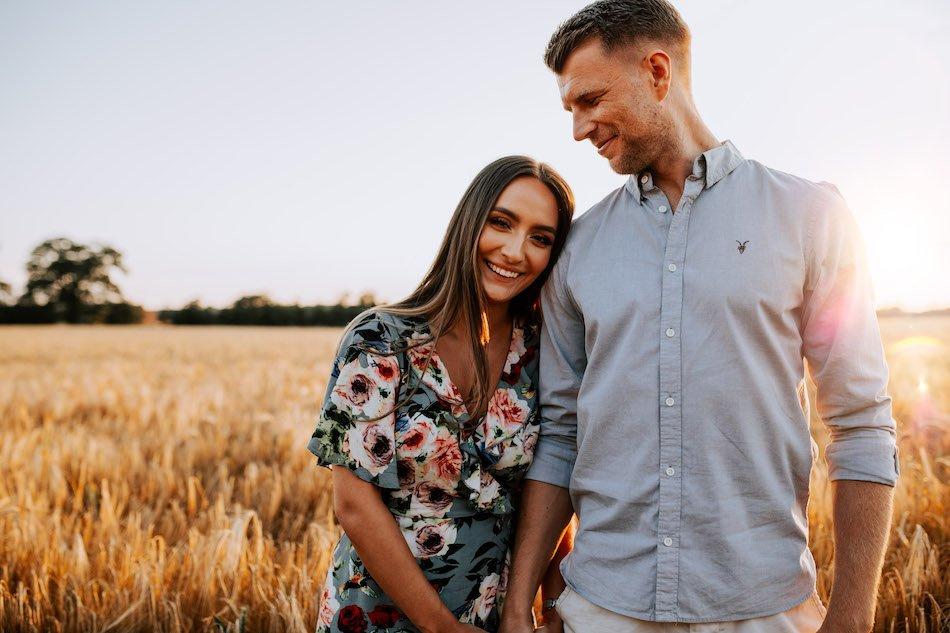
[607,155,636,175]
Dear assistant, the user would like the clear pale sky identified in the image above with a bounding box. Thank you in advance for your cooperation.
[1,1,948,311]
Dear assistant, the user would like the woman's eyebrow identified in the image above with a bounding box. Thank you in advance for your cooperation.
[491,206,557,234]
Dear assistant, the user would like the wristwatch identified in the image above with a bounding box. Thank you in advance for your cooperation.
[541,598,559,613]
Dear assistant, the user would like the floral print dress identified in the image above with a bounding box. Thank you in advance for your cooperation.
[308,309,541,633]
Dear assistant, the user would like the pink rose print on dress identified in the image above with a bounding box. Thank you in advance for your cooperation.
[426,428,462,485]
[396,414,438,458]
[486,388,530,433]
[412,481,455,516]
[397,457,416,489]
[317,583,340,629]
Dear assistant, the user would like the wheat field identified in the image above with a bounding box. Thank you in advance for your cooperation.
[0,319,946,633]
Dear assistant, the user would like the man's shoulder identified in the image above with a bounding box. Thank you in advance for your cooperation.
[565,182,631,246]
[742,160,846,208]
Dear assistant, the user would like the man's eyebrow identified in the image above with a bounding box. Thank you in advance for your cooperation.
[561,86,603,111]
[491,206,557,234]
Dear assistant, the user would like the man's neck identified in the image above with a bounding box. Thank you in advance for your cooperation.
[649,111,719,212]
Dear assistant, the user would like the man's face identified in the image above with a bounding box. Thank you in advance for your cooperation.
[557,38,668,175]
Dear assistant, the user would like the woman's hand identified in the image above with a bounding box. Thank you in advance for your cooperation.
[431,624,486,633]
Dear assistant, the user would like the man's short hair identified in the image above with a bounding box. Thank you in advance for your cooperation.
[544,0,690,73]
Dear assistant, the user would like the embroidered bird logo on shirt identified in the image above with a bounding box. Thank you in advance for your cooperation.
[736,240,749,254]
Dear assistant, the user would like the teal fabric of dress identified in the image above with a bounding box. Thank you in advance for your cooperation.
[308,310,541,632]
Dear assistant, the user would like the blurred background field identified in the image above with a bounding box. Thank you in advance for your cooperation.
[0,318,946,633]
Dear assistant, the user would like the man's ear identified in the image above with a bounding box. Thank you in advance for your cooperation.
[645,49,673,100]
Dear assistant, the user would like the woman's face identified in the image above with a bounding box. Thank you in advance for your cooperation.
[477,176,560,307]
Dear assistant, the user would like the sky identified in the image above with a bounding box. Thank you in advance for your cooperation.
[1,1,948,311]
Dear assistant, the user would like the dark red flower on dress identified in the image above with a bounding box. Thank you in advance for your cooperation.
[367,604,401,628]
[337,604,367,633]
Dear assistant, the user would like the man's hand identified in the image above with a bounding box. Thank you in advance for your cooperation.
[537,610,564,633]
[497,621,536,633]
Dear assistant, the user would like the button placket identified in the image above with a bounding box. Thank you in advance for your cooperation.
[653,183,702,619]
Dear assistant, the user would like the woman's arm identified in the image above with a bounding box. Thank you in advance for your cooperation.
[332,467,484,633]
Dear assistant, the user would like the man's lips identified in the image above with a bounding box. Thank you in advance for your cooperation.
[596,135,617,156]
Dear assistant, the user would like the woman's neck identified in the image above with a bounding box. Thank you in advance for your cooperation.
[483,302,512,341]
[435,302,512,346]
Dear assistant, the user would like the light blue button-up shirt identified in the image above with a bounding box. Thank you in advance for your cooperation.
[526,141,899,623]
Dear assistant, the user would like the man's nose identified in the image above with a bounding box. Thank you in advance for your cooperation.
[573,114,595,142]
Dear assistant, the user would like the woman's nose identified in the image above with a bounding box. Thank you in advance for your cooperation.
[500,237,526,263]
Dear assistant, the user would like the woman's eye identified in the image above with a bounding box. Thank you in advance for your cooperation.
[490,217,510,229]
[532,235,554,247]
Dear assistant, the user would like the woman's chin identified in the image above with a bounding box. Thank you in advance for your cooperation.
[482,285,516,305]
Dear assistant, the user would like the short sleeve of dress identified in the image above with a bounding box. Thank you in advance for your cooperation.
[307,312,402,489]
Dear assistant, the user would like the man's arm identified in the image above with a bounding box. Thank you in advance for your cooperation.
[801,185,900,632]
[502,248,585,632]
[501,482,574,632]
[819,480,894,632]
[538,520,575,629]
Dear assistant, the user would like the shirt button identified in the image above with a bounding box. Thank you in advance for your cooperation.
[641,175,649,184]
[665,397,675,407]
[658,205,668,213]
[666,467,675,476]
[663,537,673,547]
[668,263,677,272]
[666,328,675,338]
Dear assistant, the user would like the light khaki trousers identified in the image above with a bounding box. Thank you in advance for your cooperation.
[555,585,827,633]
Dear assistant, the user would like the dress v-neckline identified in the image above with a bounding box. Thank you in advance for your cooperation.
[427,319,520,418]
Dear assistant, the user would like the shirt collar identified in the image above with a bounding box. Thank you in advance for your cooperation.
[625,140,745,204]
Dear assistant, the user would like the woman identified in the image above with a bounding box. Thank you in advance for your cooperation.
[308,155,574,633]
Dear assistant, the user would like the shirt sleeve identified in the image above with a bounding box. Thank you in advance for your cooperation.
[802,184,899,486]
[307,313,401,489]
[526,253,585,489]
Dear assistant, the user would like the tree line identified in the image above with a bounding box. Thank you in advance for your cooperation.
[0,238,375,326]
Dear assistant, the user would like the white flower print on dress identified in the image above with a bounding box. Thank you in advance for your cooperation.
[345,421,394,476]
[504,326,527,374]
[403,519,458,558]
[463,573,499,624]
[330,354,398,420]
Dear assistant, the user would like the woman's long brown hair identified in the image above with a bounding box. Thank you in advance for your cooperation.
[347,155,574,423]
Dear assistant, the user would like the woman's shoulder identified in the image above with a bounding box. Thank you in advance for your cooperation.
[340,308,429,355]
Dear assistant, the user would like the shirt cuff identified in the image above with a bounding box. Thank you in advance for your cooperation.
[825,425,900,486]
[526,435,576,489]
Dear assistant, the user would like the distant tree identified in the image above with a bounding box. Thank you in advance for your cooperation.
[0,278,11,305]
[232,294,273,310]
[356,291,377,307]
[20,237,128,323]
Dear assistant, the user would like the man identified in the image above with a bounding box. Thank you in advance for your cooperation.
[499,1,899,632]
